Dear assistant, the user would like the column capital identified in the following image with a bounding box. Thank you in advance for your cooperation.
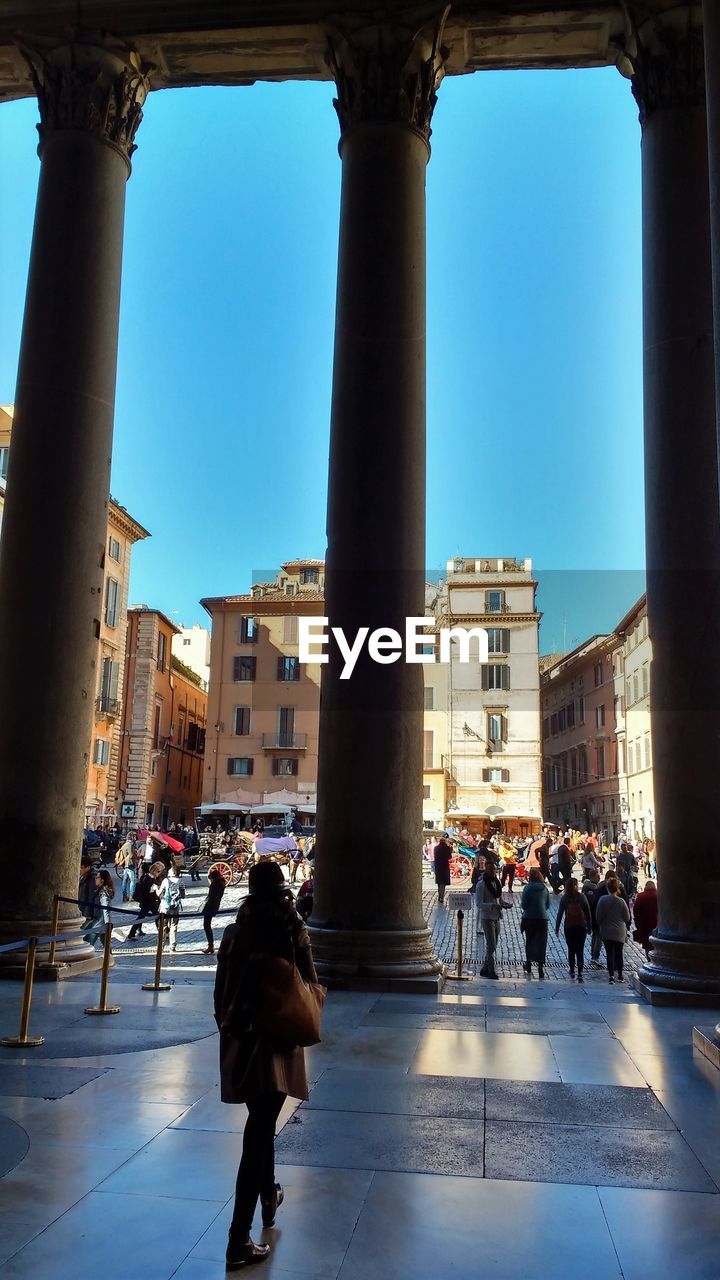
[618,4,704,127]
[325,6,449,145]
[18,35,154,167]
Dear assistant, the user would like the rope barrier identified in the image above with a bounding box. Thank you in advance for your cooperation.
[85,926,120,1016]
[142,921,171,993]
[1,939,44,1048]
[55,894,243,920]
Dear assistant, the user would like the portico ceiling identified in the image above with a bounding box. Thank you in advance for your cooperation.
[0,1,683,104]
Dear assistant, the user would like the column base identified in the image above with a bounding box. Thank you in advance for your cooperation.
[635,933,720,1007]
[0,913,98,975]
[308,923,445,992]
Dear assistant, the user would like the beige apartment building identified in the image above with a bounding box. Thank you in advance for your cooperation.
[201,561,325,814]
[0,404,149,822]
[617,594,654,841]
[118,607,208,828]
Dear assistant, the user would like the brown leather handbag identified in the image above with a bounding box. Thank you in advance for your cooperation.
[259,956,327,1047]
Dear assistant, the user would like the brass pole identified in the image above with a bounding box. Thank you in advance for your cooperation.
[1,937,44,1047]
[85,924,120,1015]
[142,919,171,992]
[47,895,60,967]
[445,908,471,982]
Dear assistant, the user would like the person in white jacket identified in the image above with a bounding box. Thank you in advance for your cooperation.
[157,864,185,952]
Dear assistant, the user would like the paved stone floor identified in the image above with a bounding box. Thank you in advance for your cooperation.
[0,877,718,1278]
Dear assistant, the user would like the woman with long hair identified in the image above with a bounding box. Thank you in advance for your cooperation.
[554,875,592,983]
[520,867,550,979]
[214,860,319,1270]
[84,868,115,947]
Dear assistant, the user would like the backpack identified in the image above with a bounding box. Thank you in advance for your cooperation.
[165,878,183,910]
[565,897,586,929]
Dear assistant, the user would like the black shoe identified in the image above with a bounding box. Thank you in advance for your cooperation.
[261,1183,284,1227]
[538,966,545,979]
[577,975,584,984]
[479,968,489,977]
[569,970,575,980]
[226,1240,270,1270]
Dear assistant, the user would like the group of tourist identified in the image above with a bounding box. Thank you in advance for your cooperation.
[430,828,658,983]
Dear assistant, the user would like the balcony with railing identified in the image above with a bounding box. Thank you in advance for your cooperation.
[261,732,308,751]
[95,696,121,717]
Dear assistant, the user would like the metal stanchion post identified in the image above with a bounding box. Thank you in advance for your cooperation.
[445,909,471,982]
[47,896,60,967]
[142,921,171,992]
[1,938,45,1047]
[85,925,120,1015]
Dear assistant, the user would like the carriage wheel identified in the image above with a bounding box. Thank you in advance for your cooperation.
[209,860,233,886]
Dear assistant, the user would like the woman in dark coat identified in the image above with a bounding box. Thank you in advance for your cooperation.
[214,860,319,1270]
[433,837,453,904]
[201,866,226,954]
[632,879,658,957]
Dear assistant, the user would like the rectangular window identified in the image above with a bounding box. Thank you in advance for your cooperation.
[285,584,296,596]
[597,744,605,777]
[272,757,299,776]
[424,686,435,711]
[642,664,649,696]
[233,655,256,681]
[578,695,585,724]
[487,712,507,749]
[227,757,254,776]
[595,703,605,728]
[579,749,587,783]
[481,664,510,691]
[633,673,639,703]
[558,707,566,732]
[157,631,167,673]
[566,701,575,728]
[93,738,110,766]
[0,445,8,479]
[108,535,122,563]
[233,706,251,735]
[422,784,431,800]
[277,656,300,681]
[628,743,634,773]
[626,677,633,706]
[104,577,119,628]
[152,702,161,750]
[571,754,578,786]
[278,706,295,746]
[542,717,550,740]
[550,712,558,735]
[485,590,506,613]
[594,661,603,687]
[183,637,191,646]
[644,734,651,768]
[98,656,120,711]
[238,616,258,643]
[300,568,319,584]
[486,627,510,654]
[483,767,510,784]
[283,615,299,644]
[423,730,434,770]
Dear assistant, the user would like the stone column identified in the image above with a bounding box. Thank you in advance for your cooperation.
[0,38,151,968]
[623,5,720,1003]
[309,12,447,988]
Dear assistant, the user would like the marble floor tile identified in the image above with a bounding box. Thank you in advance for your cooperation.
[486,1009,611,1037]
[0,1190,223,1280]
[599,1187,720,1280]
[0,1220,42,1270]
[484,1119,715,1191]
[190,1165,374,1276]
[0,1140,138,1226]
[15,1097,186,1149]
[412,1029,560,1081]
[275,1108,483,1177]
[485,1079,674,1129]
[304,1067,485,1120]
[0,1063,108,1098]
[170,1086,300,1135]
[0,1116,28,1177]
[329,1025,423,1070]
[549,1036,646,1086]
[337,1171,621,1280]
[361,1009,488,1031]
[96,1126,243,1201]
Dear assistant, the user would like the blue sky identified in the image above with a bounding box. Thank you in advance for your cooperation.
[0,66,645,651]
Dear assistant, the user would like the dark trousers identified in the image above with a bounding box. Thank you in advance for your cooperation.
[500,865,515,891]
[230,1091,286,1241]
[604,939,624,977]
[565,926,587,974]
[203,910,214,950]
[127,907,156,939]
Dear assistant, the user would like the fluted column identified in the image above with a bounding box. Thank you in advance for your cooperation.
[622,5,720,1003]
[0,37,152,967]
[309,11,447,988]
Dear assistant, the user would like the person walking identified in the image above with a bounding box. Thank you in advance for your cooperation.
[84,869,115,947]
[202,867,227,955]
[116,835,136,902]
[433,836,453,905]
[214,860,321,1271]
[555,877,592,982]
[582,870,603,964]
[520,867,550,978]
[157,862,185,952]
[126,860,165,940]
[500,844,517,893]
[595,876,632,983]
[476,859,511,979]
[632,879,659,958]
[556,837,574,892]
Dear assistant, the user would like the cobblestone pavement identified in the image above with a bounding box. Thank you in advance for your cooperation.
[104,870,646,984]
[424,878,648,982]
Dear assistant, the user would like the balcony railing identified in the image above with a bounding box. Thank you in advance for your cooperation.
[95,696,121,717]
[261,732,308,750]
